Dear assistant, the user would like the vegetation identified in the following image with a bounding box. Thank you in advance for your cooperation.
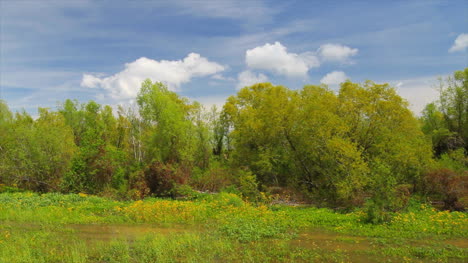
[0,192,466,262]
[0,68,466,262]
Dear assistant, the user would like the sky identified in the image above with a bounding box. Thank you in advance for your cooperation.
[1,0,467,116]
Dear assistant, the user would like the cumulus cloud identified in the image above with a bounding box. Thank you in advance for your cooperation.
[245,42,320,78]
[237,70,268,89]
[320,71,348,87]
[81,53,224,100]
[392,76,441,115]
[81,74,102,89]
[449,33,468,52]
[318,44,358,63]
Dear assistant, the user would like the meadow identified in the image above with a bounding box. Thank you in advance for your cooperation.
[0,192,466,263]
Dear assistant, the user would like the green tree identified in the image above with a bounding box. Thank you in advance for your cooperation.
[0,107,76,191]
[58,99,86,145]
[224,83,370,205]
[61,101,128,193]
[207,105,230,157]
[0,100,12,125]
[0,100,14,185]
[420,103,453,155]
[137,80,197,164]
[338,81,433,187]
[223,83,297,186]
[191,102,212,169]
[431,68,468,153]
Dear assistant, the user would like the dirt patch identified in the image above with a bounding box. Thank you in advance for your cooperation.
[66,224,195,243]
[291,228,373,251]
[444,238,468,249]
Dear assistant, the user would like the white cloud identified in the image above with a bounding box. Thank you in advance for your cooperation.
[211,74,235,81]
[318,44,358,63]
[391,75,444,115]
[320,71,348,86]
[237,70,268,90]
[245,42,320,78]
[449,33,468,52]
[81,74,102,89]
[81,53,224,100]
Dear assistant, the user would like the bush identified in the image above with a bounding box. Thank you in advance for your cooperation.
[437,149,468,173]
[237,170,262,202]
[143,162,190,198]
[364,199,392,224]
[128,170,150,199]
[423,168,468,211]
[394,184,412,209]
[173,184,202,200]
[364,162,415,223]
[190,162,233,192]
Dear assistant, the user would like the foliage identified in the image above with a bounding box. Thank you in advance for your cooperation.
[338,81,433,189]
[0,108,76,191]
[0,70,465,217]
[421,68,468,155]
[437,148,468,173]
[59,101,129,194]
[137,80,199,164]
[143,161,190,197]
[364,162,397,223]
[236,170,263,202]
[223,81,431,206]
[423,168,468,210]
[190,161,234,192]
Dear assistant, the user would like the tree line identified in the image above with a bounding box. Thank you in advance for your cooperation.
[0,69,466,217]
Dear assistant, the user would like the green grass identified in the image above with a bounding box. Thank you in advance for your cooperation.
[0,192,467,262]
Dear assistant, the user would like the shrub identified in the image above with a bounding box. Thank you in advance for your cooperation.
[143,162,190,198]
[128,170,150,200]
[423,168,468,210]
[364,162,414,223]
[394,184,412,210]
[190,162,233,192]
[237,170,262,202]
[437,148,468,173]
[173,184,203,200]
[364,162,395,223]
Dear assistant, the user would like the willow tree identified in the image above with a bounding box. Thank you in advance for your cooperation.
[224,81,432,206]
[224,83,369,205]
[338,81,433,185]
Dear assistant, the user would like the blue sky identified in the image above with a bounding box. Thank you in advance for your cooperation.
[1,0,467,115]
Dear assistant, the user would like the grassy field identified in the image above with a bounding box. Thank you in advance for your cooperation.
[0,192,466,262]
